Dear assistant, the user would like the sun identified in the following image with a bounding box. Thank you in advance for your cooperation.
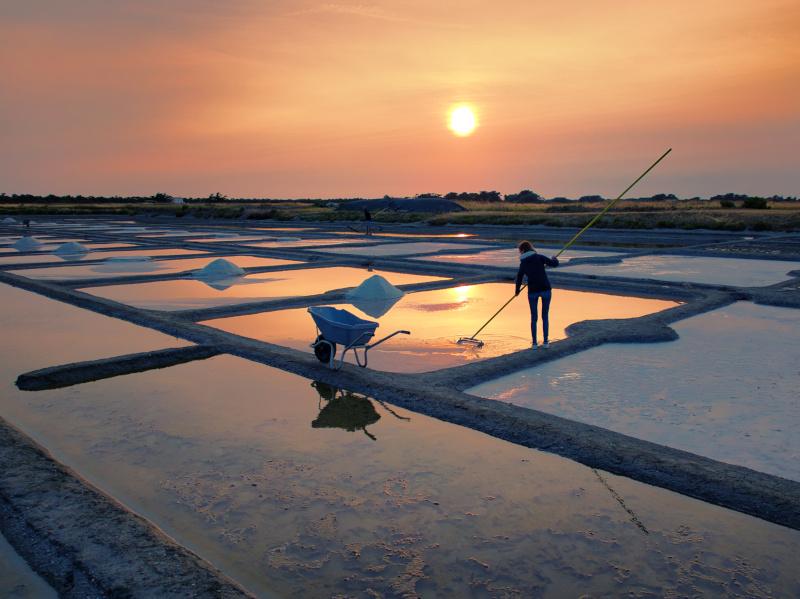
[448,104,477,137]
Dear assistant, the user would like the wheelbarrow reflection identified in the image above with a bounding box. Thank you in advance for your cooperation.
[310,381,410,441]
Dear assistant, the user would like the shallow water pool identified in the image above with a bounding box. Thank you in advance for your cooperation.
[0,248,209,267]
[185,236,274,243]
[416,246,622,267]
[245,238,380,248]
[204,283,678,372]
[13,255,297,281]
[319,241,492,257]
[560,254,800,287]
[470,302,800,481]
[0,284,190,370]
[0,533,57,599]
[12,256,297,280]
[0,339,798,597]
[83,267,446,311]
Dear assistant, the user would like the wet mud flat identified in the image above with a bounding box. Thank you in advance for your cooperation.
[1,217,800,595]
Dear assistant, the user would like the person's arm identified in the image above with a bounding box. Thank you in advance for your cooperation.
[515,265,524,295]
[543,255,559,268]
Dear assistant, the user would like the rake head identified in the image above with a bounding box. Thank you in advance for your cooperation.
[456,336,484,348]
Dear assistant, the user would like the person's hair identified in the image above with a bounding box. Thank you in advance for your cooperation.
[518,240,533,253]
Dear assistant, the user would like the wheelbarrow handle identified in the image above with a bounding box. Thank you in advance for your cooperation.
[365,329,410,350]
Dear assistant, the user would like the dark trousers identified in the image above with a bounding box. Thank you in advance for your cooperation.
[527,290,552,344]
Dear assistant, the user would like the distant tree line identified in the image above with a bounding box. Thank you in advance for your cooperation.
[1,191,796,206]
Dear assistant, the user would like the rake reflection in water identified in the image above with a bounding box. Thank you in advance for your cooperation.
[310,381,410,441]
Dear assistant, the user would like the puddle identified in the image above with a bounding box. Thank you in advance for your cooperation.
[83,267,446,311]
[245,238,380,248]
[204,283,678,372]
[0,340,798,597]
[470,302,800,481]
[0,532,57,599]
[13,256,297,281]
[319,242,492,257]
[560,255,800,287]
[417,247,622,267]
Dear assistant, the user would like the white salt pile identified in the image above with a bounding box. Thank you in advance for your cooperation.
[55,241,89,256]
[345,274,404,317]
[346,274,404,300]
[11,237,42,251]
[194,258,245,280]
[2,217,16,224]
[349,296,401,318]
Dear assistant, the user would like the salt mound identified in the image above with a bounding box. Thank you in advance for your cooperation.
[55,241,89,255]
[194,258,245,280]
[12,237,42,251]
[2,217,16,224]
[346,274,404,301]
[349,295,401,318]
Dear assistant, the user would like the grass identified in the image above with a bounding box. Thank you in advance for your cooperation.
[2,200,799,232]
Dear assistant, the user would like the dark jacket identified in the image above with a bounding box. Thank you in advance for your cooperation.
[516,251,559,293]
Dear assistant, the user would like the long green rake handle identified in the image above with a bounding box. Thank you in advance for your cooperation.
[463,148,672,342]
[553,148,672,258]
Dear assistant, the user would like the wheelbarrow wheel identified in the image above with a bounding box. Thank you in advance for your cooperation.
[313,335,336,363]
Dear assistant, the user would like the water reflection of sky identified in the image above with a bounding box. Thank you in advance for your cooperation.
[83,267,445,310]
[205,283,678,372]
[13,255,297,281]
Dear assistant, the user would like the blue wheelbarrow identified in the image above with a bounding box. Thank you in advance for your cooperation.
[308,306,410,370]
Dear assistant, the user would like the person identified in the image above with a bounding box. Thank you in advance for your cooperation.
[515,240,559,349]
[363,208,372,236]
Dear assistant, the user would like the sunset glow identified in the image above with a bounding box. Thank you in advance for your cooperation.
[0,1,798,197]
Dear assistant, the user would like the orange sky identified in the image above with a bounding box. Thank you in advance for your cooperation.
[1,1,798,198]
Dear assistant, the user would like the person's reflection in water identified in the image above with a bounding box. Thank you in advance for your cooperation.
[310,381,410,441]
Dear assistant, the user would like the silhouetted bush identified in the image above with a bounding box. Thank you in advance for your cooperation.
[505,189,543,203]
[743,197,768,209]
